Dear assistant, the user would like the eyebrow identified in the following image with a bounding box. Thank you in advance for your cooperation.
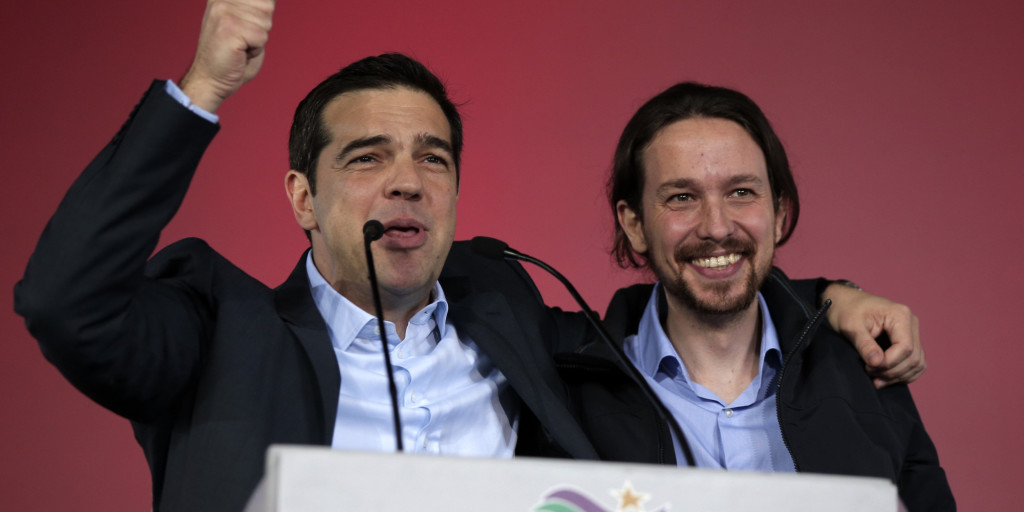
[334,133,453,163]
[723,173,766,188]
[655,174,765,194]
[655,178,696,195]
[335,135,391,163]
[416,134,454,156]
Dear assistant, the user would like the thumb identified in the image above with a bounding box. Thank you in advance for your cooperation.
[851,331,886,368]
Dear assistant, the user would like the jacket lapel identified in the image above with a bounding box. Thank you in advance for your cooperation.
[274,250,340,443]
[442,273,599,460]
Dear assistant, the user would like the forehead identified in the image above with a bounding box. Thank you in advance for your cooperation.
[642,117,767,187]
[321,86,451,143]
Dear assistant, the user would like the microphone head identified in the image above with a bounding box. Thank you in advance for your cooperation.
[363,220,385,242]
[470,236,510,260]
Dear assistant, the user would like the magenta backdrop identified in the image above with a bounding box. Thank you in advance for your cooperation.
[2,0,1020,509]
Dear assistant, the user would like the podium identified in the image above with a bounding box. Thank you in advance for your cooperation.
[245,445,898,511]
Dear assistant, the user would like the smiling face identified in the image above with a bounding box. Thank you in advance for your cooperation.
[617,117,787,318]
[286,86,458,318]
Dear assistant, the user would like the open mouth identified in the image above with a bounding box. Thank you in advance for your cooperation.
[691,253,742,270]
[384,225,421,237]
[377,218,429,249]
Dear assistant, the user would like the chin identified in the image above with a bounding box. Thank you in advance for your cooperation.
[664,270,761,318]
[687,290,757,317]
[379,271,436,296]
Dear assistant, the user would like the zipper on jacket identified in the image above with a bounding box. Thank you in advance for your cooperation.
[775,297,831,473]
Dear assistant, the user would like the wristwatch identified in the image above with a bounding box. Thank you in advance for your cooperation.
[834,279,863,291]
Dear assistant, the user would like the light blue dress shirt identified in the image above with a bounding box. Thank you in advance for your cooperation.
[624,283,795,472]
[306,254,518,457]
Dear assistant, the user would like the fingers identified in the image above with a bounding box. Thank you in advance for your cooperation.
[852,334,886,369]
[871,354,926,388]
[210,0,275,53]
[822,282,927,387]
[871,312,925,387]
[181,0,277,112]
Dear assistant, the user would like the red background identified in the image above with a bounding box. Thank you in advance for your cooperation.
[2,1,1021,509]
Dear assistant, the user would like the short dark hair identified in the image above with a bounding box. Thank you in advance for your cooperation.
[288,53,464,195]
[608,81,800,268]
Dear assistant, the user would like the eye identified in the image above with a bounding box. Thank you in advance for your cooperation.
[423,154,450,166]
[347,154,377,165]
[730,188,755,198]
[668,193,693,203]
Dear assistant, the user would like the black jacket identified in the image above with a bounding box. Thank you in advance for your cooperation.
[553,269,955,511]
[14,81,598,511]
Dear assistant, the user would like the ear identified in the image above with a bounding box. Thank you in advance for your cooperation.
[616,200,648,254]
[286,170,319,232]
[774,198,790,243]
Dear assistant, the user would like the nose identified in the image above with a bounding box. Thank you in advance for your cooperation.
[386,157,423,201]
[695,198,734,241]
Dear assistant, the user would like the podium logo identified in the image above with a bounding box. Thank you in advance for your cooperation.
[533,481,669,512]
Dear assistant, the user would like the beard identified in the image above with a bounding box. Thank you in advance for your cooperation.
[654,238,770,321]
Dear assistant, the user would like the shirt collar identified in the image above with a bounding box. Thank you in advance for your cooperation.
[632,283,782,388]
[305,251,449,351]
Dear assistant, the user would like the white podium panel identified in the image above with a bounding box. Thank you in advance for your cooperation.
[245,445,897,512]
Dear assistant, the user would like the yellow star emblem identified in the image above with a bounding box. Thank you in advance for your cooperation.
[612,481,650,511]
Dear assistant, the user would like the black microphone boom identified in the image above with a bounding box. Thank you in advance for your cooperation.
[470,237,592,326]
[363,220,403,452]
[468,236,509,260]
[469,236,695,466]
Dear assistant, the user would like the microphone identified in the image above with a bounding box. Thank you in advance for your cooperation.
[363,220,403,452]
[363,219,385,241]
[470,236,695,466]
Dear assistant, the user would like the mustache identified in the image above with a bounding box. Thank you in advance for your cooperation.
[674,239,755,262]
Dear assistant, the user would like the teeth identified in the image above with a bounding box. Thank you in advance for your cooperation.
[691,253,741,269]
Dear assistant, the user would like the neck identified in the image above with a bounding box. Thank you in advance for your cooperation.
[349,285,431,341]
[311,250,430,340]
[661,290,763,404]
[379,289,432,340]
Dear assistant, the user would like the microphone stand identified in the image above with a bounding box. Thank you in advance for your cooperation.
[363,220,403,452]
[470,236,695,466]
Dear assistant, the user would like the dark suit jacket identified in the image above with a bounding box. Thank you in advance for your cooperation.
[15,81,598,511]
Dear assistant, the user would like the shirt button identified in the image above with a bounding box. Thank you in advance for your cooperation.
[373,326,380,335]
[724,409,734,418]
[410,392,420,404]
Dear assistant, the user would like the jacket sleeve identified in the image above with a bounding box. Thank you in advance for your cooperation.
[14,81,221,422]
[881,386,957,511]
